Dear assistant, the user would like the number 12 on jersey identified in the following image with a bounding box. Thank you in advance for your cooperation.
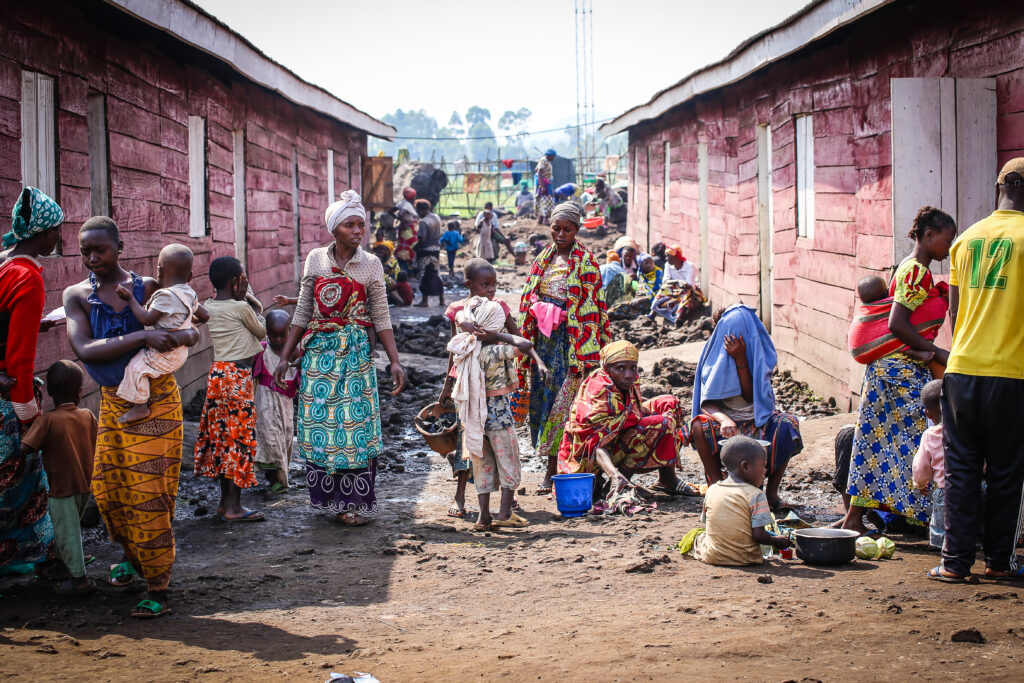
[966,238,1013,289]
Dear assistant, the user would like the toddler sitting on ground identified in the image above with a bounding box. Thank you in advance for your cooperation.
[116,244,208,423]
[693,436,792,566]
[912,379,946,549]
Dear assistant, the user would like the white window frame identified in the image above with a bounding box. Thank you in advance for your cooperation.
[633,151,639,204]
[20,70,56,198]
[232,128,247,266]
[327,149,336,203]
[663,141,670,211]
[188,116,207,238]
[795,114,815,240]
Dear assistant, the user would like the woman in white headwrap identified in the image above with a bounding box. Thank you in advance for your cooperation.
[274,190,406,526]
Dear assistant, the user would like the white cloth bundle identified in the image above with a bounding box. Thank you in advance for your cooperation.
[446,296,507,456]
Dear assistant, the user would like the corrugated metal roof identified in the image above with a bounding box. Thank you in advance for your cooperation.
[599,0,895,137]
[103,0,396,139]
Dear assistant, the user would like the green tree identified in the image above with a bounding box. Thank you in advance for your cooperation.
[466,106,491,125]
[498,108,532,134]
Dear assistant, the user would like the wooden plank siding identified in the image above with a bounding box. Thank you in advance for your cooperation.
[623,0,1024,407]
[0,0,370,410]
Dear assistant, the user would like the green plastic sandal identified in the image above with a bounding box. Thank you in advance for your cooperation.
[131,599,171,619]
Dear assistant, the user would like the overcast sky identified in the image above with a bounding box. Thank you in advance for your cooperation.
[193,0,809,135]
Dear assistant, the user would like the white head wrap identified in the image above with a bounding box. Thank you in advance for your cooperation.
[325,190,366,233]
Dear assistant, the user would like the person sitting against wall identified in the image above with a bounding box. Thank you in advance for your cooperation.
[690,304,803,511]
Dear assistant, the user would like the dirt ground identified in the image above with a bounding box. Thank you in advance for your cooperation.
[3,227,1024,681]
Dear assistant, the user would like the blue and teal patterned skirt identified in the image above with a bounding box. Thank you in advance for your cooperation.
[847,356,930,523]
[298,325,382,514]
[0,397,53,569]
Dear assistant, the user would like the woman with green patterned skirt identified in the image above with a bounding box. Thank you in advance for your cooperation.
[275,190,406,526]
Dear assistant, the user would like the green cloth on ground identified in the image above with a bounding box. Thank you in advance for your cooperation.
[676,528,705,556]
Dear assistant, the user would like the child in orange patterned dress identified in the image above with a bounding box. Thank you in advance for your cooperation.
[193,256,266,522]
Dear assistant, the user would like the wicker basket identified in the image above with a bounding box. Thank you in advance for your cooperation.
[414,401,460,455]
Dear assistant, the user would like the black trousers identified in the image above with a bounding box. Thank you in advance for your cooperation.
[446,249,457,274]
[941,373,1024,575]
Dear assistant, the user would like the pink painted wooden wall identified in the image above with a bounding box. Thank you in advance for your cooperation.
[0,0,368,408]
[626,0,1024,406]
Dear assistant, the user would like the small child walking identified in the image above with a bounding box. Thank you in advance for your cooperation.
[693,436,792,566]
[193,256,266,522]
[913,379,946,550]
[20,360,97,595]
[115,244,208,424]
[253,309,299,494]
[442,297,537,529]
[440,259,525,519]
[440,221,466,276]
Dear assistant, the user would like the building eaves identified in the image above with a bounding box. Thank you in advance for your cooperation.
[103,0,396,140]
[599,0,895,138]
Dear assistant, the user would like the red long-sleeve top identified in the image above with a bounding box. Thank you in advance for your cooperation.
[0,256,43,421]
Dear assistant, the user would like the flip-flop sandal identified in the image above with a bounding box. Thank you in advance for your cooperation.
[131,599,171,619]
[493,513,530,529]
[447,507,468,519]
[984,567,1024,581]
[338,512,370,527]
[472,522,492,531]
[268,482,290,495]
[108,562,137,587]
[656,481,703,497]
[219,510,266,523]
[54,579,96,596]
[535,485,552,495]
[928,566,972,583]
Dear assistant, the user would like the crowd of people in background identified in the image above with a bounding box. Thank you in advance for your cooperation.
[2,156,1022,619]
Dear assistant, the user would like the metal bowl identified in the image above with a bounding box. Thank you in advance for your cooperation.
[793,528,860,566]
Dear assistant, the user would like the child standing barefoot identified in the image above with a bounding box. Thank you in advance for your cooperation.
[193,257,266,522]
[693,436,792,566]
[253,310,299,494]
[115,245,207,424]
[20,361,97,595]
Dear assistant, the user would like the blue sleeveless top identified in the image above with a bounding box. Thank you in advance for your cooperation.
[83,271,146,387]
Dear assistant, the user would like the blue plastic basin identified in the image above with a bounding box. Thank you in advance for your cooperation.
[552,473,595,517]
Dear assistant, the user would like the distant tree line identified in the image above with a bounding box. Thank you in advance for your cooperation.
[369,106,625,164]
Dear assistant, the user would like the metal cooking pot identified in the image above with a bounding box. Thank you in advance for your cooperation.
[793,528,859,566]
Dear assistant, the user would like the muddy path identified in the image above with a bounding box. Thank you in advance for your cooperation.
[3,227,1023,680]
[3,409,1023,681]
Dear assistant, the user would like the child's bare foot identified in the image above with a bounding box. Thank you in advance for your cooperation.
[119,403,151,425]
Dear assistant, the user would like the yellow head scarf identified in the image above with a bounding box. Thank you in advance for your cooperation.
[373,240,395,257]
[600,340,639,366]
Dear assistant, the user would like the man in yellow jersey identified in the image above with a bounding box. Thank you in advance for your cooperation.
[933,158,1024,583]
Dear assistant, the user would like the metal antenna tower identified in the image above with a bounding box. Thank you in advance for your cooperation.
[574,0,594,179]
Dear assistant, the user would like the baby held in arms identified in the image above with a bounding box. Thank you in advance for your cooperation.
[116,245,209,424]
